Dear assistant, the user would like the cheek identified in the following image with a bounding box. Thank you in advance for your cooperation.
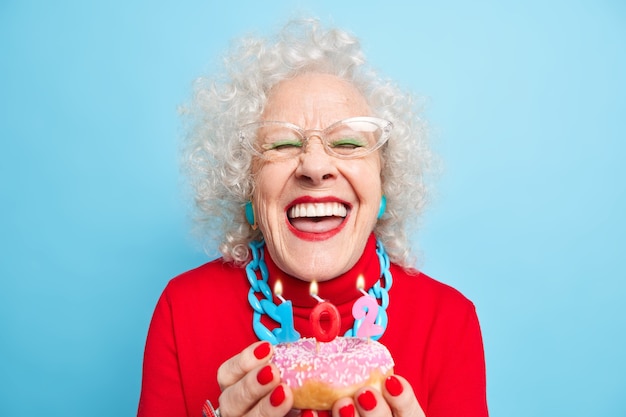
[349,160,383,197]
[253,160,298,190]
[253,164,282,198]
[253,200,273,234]
[252,163,294,224]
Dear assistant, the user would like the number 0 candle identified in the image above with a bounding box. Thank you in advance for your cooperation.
[309,281,341,343]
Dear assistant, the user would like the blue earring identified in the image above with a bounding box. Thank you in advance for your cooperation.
[245,201,257,230]
[377,195,387,219]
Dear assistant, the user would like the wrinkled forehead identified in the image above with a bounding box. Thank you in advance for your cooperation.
[261,73,372,129]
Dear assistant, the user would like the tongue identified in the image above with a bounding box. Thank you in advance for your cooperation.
[289,216,344,233]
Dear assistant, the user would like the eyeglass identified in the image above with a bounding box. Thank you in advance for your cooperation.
[239,116,393,160]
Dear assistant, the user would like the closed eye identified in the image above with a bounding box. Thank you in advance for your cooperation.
[329,137,367,149]
[262,139,303,151]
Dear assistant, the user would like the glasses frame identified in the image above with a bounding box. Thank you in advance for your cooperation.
[239,116,393,160]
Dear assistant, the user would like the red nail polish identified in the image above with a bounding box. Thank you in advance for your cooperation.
[300,411,315,417]
[257,365,273,385]
[317,411,331,417]
[339,404,355,417]
[254,342,271,359]
[385,375,404,396]
[270,385,285,406]
[357,390,377,411]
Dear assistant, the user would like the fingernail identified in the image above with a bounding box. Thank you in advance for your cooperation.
[339,404,355,417]
[254,341,271,359]
[357,390,377,411]
[317,411,331,417]
[385,375,404,396]
[270,385,285,406]
[257,365,273,385]
[300,411,315,417]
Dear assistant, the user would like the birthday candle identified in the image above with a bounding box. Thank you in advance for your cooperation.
[273,280,300,343]
[352,275,384,338]
[309,280,340,343]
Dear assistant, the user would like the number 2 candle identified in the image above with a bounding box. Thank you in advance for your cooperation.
[352,275,384,338]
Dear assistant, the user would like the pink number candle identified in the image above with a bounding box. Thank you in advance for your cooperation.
[352,275,384,338]
[309,280,340,343]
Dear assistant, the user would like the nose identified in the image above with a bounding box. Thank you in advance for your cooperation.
[295,135,338,185]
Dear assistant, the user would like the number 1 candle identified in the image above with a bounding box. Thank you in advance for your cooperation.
[273,280,300,343]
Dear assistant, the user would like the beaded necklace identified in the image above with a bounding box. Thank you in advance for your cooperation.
[246,238,393,344]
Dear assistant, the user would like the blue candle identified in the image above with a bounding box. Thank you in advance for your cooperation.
[274,281,300,343]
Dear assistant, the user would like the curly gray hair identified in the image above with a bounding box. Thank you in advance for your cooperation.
[181,19,433,268]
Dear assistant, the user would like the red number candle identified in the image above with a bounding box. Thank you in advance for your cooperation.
[309,280,340,343]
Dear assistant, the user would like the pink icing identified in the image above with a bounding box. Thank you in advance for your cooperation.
[272,337,394,388]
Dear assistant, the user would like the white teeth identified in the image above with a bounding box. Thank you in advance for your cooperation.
[289,202,348,218]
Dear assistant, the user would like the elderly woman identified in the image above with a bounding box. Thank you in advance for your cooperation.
[138,19,488,417]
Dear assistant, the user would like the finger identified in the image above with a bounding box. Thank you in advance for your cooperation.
[331,398,358,417]
[217,341,273,390]
[382,375,425,417]
[252,383,294,417]
[354,387,390,417]
[286,409,302,417]
[218,362,281,417]
[301,411,331,417]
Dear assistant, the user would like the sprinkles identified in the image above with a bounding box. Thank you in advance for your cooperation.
[272,337,394,389]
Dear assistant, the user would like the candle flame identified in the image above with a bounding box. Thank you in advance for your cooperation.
[274,280,283,297]
[356,275,365,290]
[309,280,325,303]
[356,275,369,296]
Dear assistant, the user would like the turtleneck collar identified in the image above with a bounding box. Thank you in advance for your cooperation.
[263,233,381,309]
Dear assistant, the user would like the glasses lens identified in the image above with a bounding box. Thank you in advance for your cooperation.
[242,123,304,159]
[325,119,385,157]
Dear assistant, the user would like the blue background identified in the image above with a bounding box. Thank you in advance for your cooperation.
[1,1,624,416]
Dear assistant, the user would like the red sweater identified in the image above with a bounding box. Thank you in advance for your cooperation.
[138,236,488,416]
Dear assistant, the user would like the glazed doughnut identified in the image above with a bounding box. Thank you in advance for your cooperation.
[271,337,394,410]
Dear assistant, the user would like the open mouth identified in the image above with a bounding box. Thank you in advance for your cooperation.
[287,201,349,234]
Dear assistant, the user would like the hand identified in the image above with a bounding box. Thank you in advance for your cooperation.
[216,341,294,417]
[328,375,425,417]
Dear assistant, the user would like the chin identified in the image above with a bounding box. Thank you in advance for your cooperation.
[268,223,367,280]
[288,252,354,282]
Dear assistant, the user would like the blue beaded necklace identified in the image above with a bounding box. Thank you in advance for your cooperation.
[246,238,393,344]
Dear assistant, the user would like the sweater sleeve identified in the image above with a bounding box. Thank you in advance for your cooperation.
[428,301,489,417]
[137,287,189,417]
